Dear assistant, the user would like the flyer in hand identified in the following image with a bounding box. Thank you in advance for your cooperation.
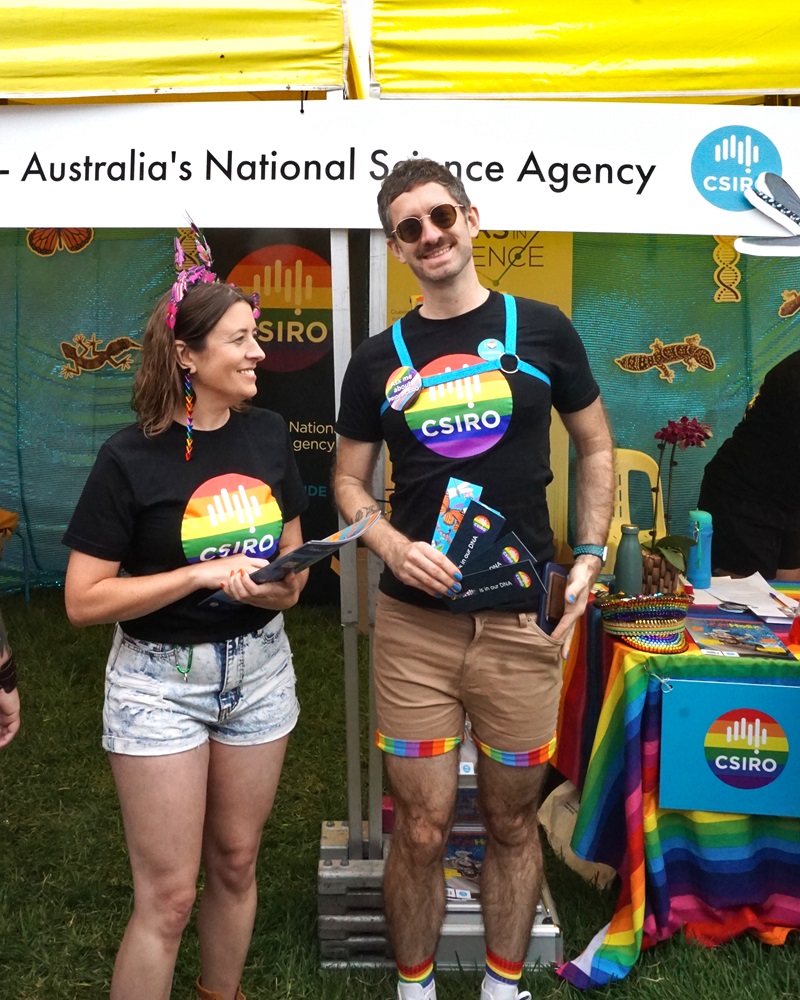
[200,510,382,609]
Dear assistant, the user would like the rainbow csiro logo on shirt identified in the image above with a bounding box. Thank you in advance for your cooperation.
[403,353,513,458]
[704,708,788,789]
[181,474,283,563]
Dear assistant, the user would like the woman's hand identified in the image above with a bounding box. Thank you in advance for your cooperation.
[65,516,309,627]
[218,563,308,610]
[213,516,309,611]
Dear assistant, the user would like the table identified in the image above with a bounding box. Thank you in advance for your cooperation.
[553,601,800,989]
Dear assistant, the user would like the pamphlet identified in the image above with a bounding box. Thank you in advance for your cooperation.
[200,510,382,609]
[465,531,538,575]
[446,560,541,613]
[686,615,797,660]
[443,498,505,573]
[431,478,483,554]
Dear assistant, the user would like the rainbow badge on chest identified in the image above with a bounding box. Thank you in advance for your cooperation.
[399,353,513,458]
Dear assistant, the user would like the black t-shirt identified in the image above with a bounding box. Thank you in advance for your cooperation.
[701,349,800,513]
[335,290,599,610]
[63,408,308,643]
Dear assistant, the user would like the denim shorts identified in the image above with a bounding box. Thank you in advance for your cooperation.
[102,615,299,756]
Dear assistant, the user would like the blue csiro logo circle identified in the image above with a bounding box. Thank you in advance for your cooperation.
[691,126,782,211]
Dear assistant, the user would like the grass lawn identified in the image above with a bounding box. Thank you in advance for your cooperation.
[1,589,798,999]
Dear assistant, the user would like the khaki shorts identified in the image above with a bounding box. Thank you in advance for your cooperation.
[373,592,563,766]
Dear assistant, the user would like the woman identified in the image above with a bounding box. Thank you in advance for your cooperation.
[63,232,309,1000]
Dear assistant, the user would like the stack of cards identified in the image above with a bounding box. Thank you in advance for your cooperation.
[433,479,544,612]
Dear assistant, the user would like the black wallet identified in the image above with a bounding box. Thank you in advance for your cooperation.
[538,561,568,634]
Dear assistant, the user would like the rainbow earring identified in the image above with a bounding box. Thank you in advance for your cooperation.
[184,370,194,461]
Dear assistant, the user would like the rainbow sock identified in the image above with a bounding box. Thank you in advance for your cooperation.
[485,949,524,988]
[397,956,435,990]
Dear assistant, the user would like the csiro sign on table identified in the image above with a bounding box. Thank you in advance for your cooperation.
[691,125,782,211]
[659,677,800,817]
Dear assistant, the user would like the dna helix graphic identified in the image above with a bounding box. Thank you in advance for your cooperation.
[713,236,742,303]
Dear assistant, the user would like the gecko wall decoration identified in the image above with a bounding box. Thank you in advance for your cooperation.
[613,334,716,383]
[59,333,142,378]
[778,289,800,318]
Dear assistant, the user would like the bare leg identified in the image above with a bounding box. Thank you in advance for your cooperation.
[383,752,459,965]
[477,756,548,960]
[196,736,289,997]
[109,745,209,1000]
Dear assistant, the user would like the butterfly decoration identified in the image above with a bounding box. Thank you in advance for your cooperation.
[439,492,463,529]
[25,228,94,257]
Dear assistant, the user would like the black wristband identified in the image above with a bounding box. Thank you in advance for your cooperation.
[0,653,17,693]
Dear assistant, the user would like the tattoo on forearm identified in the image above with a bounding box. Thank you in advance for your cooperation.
[354,504,381,523]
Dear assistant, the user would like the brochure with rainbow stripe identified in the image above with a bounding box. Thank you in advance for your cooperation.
[445,560,540,613]
[443,499,505,573]
[200,509,382,609]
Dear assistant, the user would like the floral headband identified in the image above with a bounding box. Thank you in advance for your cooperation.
[166,221,260,331]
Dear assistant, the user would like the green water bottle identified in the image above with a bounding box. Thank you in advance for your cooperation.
[614,524,643,596]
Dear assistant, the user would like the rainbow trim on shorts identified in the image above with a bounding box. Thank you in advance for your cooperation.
[473,733,556,767]
[485,948,524,986]
[376,732,461,757]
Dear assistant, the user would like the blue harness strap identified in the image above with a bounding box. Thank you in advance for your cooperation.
[380,293,550,414]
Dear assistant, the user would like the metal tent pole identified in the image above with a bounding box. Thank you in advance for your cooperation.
[331,227,364,860]
[366,229,388,860]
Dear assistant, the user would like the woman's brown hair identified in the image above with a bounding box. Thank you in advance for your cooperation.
[132,282,257,435]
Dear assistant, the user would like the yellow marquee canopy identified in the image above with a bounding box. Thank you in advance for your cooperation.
[370,0,800,100]
[0,0,348,100]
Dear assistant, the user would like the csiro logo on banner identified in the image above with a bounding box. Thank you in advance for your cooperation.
[691,126,782,211]
[705,708,788,789]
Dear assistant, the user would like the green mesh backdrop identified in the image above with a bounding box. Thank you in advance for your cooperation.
[0,228,171,594]
[0,227,339,600]
[571,233,800,546]
[2,228,798,595]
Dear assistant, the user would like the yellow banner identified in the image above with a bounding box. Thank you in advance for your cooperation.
[372,0,799,99]
[0,0,346,99]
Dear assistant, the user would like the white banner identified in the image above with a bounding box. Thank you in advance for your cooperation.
[1,99,798,234]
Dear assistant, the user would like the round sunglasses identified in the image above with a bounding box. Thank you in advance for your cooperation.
[391,203,465,244]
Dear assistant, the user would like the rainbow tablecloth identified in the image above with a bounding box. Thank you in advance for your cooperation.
[557,624,800,989]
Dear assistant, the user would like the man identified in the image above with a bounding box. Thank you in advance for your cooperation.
[698,349,800,581]
[0,609,20,748]
[334,158,613,1000]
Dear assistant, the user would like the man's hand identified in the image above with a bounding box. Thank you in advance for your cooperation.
[550,557,599,658]
[384,538,462,599]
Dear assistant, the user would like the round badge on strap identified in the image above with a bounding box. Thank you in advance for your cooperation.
[477,338,504,362]
[385,366,423,411]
